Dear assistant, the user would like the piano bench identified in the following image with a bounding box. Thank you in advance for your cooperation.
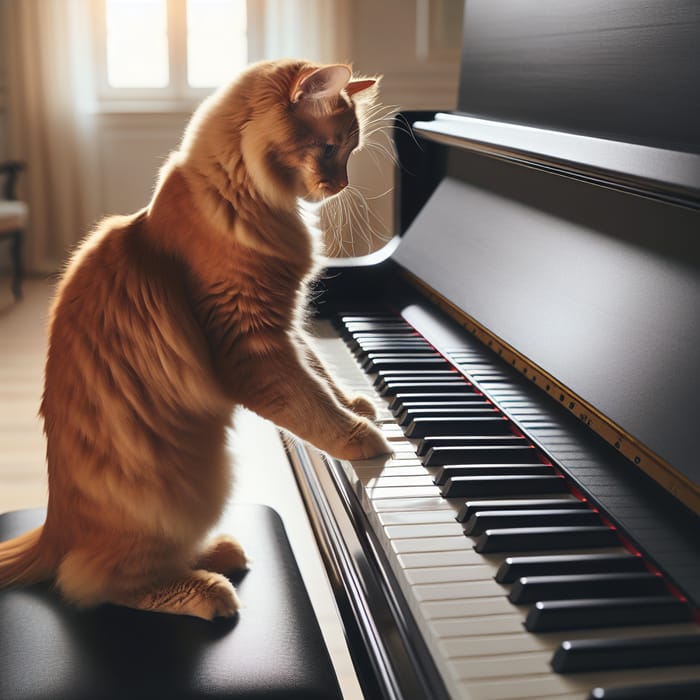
[0,504,343,700]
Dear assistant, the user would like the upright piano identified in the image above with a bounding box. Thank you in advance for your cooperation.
[285,2,700,698]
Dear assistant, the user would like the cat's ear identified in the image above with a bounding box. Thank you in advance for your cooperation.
[345,79,377,98]
[291,64,351,103]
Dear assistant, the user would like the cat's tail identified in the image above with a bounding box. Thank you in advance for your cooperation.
[0,525,55,587]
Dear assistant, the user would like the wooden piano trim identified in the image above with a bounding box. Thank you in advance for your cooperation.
[404,269,700,517]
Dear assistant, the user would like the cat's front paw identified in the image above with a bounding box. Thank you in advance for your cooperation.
[347,394,378,419]
[333,419,392,460]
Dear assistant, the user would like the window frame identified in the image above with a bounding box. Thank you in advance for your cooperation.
[93,0,252,110]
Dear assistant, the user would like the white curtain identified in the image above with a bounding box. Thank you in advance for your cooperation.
[4,0,98,274]
[1,0,351,274]
[250,0,351,65]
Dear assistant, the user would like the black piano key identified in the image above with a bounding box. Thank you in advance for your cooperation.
[395,399,489,420]
[354,338,429,348]
[422,444,540,466]
[551,634,700,673]
[337,314,395,320]
[525,596,692,632]
[508,571,668,604]
[344,326,413,336]
[443,474,569,499]
[588,680,700,699]
[354,335,428,344]
[355,343,432,359]
[464,508,601,536]
[345,330,418,346]
[375,369,457,380]
[375,373,458,392]
[398,406,500,427]
[405,414,504,438]
[416,435,529,457]
[375,372,459,391]
[382,381,473,398]
[458,498,589,522]
[436,464,554,485]
[495,552,647,583]
[362,351,440,362]
[344,323,414,334]
[474,525,619,553]
[365,356,448,372]
[347,333,419,350]
[389,393,480,412]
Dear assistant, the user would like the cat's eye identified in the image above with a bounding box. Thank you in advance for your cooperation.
[322,144,338,160]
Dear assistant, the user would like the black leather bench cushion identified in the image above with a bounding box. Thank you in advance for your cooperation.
[0,505,342,700]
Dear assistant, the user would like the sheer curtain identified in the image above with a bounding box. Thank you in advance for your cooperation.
[250,0,351,65]
[4,0,99,274]
[2,0,351,274]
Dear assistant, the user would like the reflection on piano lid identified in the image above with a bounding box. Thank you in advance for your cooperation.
[286,1,700,699]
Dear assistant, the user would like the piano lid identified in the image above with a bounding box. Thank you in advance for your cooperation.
[392,0,700,512]
[413,0,700,210]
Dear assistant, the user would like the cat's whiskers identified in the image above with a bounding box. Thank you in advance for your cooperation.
[321,182,392,258]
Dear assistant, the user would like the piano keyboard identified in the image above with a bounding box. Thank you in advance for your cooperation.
[310,312,700,700]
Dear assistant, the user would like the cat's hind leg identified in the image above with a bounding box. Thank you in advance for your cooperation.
[113,570,240,620]
[57,546,240,620]
[193,534,248,575]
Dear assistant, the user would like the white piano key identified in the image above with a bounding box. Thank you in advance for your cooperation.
[414,579,508,601]
[365,475,436,489]
[440,632,554,658]
[398,549,489,569]
[391,535,471,554]
[385,522,465,539]
[311,321,700,700]
[422,596,515,619]
[378,509,461,526]
[351,456,424,469]
[430,614,525,638]
[379,424,406,439]
[404,564,495,585]
[464,675,583,700]
[372,496,455,513]
[453,650,552,679]
[365,485,444,500]
[354,464,430,478]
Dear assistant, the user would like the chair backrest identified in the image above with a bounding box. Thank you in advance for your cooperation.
[0,161,26,200]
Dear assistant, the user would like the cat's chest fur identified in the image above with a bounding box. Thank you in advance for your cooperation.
[149,165,319,360]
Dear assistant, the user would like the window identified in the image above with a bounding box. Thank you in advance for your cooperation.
[99,0,248,100]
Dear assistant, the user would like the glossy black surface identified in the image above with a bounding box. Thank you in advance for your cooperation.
[0,507,341,700]
[458,0,700,154]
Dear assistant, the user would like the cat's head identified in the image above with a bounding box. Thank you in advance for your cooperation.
[237,60,379,207]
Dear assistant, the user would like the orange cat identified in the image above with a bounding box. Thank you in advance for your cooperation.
[0,59,390,620]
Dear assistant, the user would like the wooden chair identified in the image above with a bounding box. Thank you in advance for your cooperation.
[0,160,27,300]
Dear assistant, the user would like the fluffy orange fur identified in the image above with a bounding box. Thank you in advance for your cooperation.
[0,59,390,620]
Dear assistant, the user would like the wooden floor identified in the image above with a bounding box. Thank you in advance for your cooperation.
[0,277,363,699]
